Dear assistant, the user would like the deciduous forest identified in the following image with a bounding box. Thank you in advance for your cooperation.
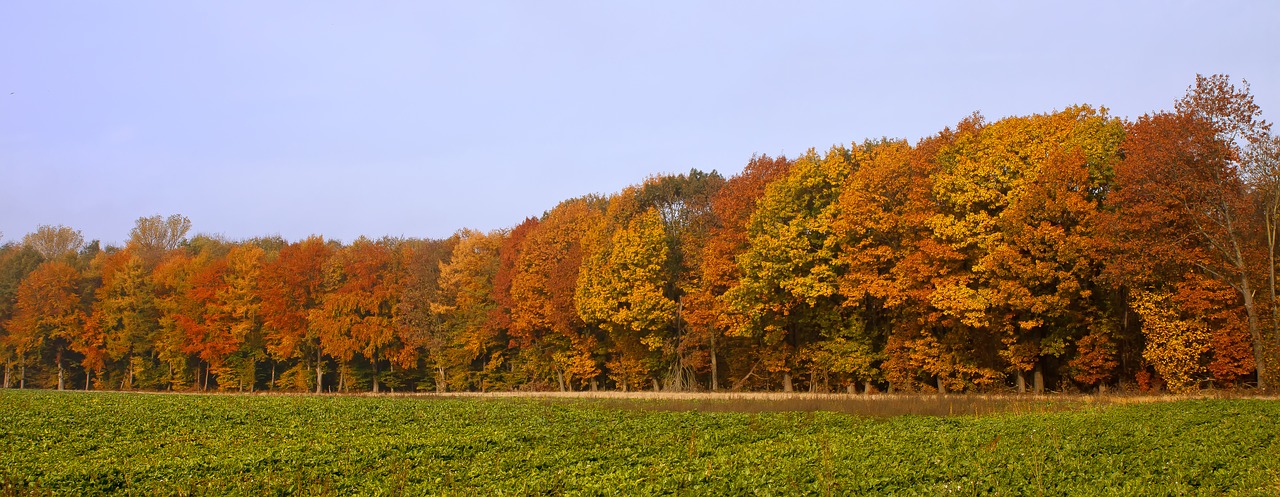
[4,75,1278,395]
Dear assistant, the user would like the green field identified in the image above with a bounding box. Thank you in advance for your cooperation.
[1,390,1278,495]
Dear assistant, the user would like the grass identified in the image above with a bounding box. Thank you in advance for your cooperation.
[1,389,1279,495]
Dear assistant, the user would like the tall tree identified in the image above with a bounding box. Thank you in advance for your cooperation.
[510,197,604,391]
[0,244,43,388]
[129,214,192,264]
[22,225,84,261]
[637,169,724,390]
[311,238,398,392]
[433,229,503,391]
[7,261,84,389]
[91,250,161,389]
[1111,75,1273,388]
[212,244,265,390]
[577,207,676,391]
[393,236,458,392]
[259,236,332,392]
[723,147,855,391]
[685,155,791,390]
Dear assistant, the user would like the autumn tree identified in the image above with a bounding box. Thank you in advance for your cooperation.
[311,237,399,392]
[384,236,456,392]
[636,170,724,390]
[484,218,538,390]
[151,249,209,390]
[90,249,162,389]
[684,155,791,390]
[430,229,503,391]
[22,225,84,261]
[577,206,676,391]
[259,236,332,392]
[208,244,265,390]
[723,147,855,392]
[129,214,192,264]
[830,140,935,393]
[1110,75,1273,389]
[7,261,84,389]
[508,198,604,390]
[0,244,42,388]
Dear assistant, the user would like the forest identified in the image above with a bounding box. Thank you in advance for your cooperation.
[2,74,1278,396]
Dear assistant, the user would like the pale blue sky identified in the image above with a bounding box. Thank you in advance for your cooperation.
[2,2,1277,245]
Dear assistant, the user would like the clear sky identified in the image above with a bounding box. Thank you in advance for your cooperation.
[2,2,1277,245]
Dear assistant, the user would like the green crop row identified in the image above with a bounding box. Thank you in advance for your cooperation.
[1,391,1278,495]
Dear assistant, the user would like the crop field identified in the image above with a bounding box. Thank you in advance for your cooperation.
[1,390,1279,495]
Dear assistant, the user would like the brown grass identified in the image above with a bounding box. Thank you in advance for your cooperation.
[71,388,1279,417]
[415,389,1275,417]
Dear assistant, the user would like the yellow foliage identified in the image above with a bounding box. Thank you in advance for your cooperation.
[1131,290,1211,393]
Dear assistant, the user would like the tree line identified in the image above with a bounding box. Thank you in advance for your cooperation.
[3,75,1278,395]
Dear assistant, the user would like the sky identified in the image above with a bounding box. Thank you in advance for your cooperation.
[2,2,1278,246]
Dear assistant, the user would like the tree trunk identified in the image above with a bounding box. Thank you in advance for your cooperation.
[590,378,598,391]
[20,362,25,389]
[937,377,947,394]
[203,364,210,392]
[437,366,447,393]
[1241,278,1268,390]
[864,380,873,395]
[1016,370,1027,394]
[315,349,323,394]
[555,368,566,392]
[652,378,661,392]
[373,358,380,393]
[85,369,91,391]
[57,349,65,391]
[1033,363,1045,394]
[710,333,719,391]
[782,372,793,392]
[1269,211,1280,350]
[270,362,275,391]
[847,383,855,394]
[3,362,9,388]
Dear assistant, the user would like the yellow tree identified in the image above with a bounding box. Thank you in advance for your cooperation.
[723,147,855,391]
[90,249,161,389]
[1130,290,1212,393]
[926,107,1123,392]
[577,207,675,391]
[211,244,265,390]
[432,229,503,392]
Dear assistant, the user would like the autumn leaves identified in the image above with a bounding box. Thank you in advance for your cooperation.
[2,75,1277,394]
